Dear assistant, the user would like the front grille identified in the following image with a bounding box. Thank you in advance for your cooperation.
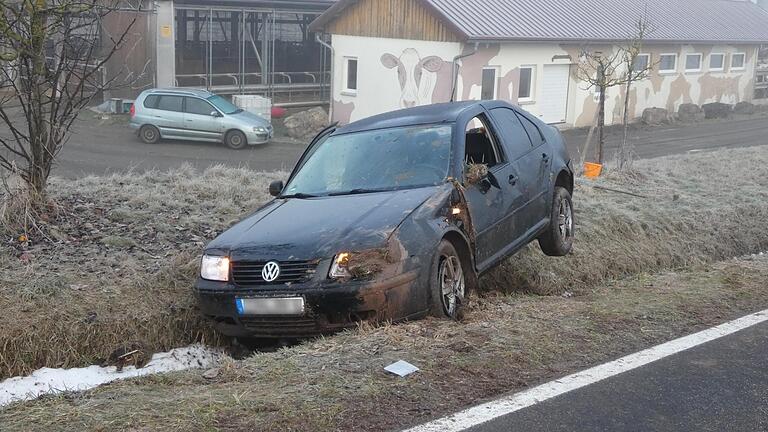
[231,260,317,286]
[239,316,319,331]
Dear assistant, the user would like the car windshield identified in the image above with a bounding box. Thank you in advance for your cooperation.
[207,95,242,115]
[282,125,452,197]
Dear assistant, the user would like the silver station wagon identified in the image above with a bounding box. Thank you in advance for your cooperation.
[129,88,273,149]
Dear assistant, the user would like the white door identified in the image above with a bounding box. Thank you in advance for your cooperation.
[539,64,571,124]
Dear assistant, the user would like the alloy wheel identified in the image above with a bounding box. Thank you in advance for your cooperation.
[558,198,573,241]
[439,254,465,316]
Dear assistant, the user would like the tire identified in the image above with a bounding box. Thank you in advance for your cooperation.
[139,125,160,144]
[225,130,248,150]
[429,240,467,320]
[539,186,575,256]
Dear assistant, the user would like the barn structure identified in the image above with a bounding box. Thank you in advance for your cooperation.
[310,0,768,126]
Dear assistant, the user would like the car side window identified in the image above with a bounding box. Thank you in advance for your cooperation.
[143,95,159,109]
[185,97,215,116]
[516,112,545,148]
[156,95,183,112]
[464,114,504,168]
[489,107,533,161]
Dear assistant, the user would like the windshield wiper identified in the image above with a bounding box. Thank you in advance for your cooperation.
[279,193,320,199]
[328,188,386,196]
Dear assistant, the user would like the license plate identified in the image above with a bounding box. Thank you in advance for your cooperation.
[236,297,305,316]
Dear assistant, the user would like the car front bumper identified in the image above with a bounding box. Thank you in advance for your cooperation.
[194,270,423,338]
[244,128,273,145]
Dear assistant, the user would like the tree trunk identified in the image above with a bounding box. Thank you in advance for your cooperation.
[618,81,632,170]
[597,83,606,165]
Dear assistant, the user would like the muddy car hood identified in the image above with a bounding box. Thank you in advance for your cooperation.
[206,187,438,261]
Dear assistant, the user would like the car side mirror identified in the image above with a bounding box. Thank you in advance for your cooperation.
[269,180,284,197]
[485,171,501,189]
[210,111,222,117]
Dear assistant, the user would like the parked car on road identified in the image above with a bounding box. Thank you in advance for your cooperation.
[195,101,574,338]
[129,88,273,149]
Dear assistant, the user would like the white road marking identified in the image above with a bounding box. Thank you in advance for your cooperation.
[405,309,768,432]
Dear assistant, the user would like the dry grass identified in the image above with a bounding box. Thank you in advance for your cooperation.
[0,165,286,379]
[485,146,768,295]
[1,146,767,380]
[2,255,767,431]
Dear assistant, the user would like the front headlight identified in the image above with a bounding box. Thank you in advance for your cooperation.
[253,126,267,133]
[329,252,351,279]
[200,255,230,282]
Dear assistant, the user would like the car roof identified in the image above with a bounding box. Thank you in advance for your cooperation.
[143,88,213,98]
[335,101,491,135]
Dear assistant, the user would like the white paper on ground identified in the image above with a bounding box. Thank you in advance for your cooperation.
[385,360,419,377]
[0,344,223,407]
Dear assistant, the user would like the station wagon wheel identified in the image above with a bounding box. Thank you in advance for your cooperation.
[225,130,247,150]
[539,186,575,257]
[139,125,160,144]
[429,240,466,320]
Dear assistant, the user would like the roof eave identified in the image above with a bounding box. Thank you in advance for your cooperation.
[465,36,768,45]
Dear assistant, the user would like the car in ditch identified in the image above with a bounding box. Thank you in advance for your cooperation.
[194,100,574,338]
[129,88,273,149]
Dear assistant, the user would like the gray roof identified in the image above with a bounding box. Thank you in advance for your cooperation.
[312,0,768,44]
[426,0,768,43]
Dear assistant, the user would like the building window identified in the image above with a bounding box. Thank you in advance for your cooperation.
[685,54,702,72]
[709,53,725,71]
[659,54,678,73]
[481,67,498,100]
[343,57,358,93]
[631,54,650,73]
[518,66,534,102]
[731,53,746,70]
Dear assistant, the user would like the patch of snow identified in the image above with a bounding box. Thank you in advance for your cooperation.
[0,345,223,408]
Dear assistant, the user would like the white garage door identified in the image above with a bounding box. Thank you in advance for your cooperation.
[539,64,571,124]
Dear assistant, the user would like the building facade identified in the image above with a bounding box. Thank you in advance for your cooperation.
[311,0,768,127]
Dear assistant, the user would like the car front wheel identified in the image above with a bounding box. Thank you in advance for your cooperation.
[539,186,575,256]
[225,130,248,150]
[139,125,160,144]
[429,240,466,320]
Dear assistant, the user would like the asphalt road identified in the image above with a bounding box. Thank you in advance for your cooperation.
[467,321,768,432]
[43,113,768,178]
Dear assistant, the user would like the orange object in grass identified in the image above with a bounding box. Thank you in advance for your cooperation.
[583,162,603,179]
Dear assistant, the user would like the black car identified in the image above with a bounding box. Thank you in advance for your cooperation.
[195,101,574,338]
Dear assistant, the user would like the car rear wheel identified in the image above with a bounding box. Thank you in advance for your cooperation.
[139,125,160,144]
[539,186,574,256]
[225,130,247,150]
[429,240,466,320]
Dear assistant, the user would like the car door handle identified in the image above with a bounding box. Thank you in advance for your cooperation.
[508,174,517,185]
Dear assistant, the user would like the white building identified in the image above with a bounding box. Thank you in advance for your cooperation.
[310,0,768,127]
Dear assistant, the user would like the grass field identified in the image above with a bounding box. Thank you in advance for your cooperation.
[0,145,767,383]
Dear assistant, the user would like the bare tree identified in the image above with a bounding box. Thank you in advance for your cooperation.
[0,0,140,199]
[576,15,654,170]
[616,16,654,170]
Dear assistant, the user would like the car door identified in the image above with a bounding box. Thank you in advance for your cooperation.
[515,110,553,227]
[150,95,186,139]
[183,97,224,142]
[487,107,548,243]
[459,111,523,269]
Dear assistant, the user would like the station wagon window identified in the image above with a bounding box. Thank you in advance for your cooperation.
[143,95,159,108]
[156,95,183,112]
[185,97,215,116]
[465,115,503,168]
[731,53,746,70]
[489,107,533,161]
[481,67,498,100]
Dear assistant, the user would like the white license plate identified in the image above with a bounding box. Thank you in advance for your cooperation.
[236,297,305,316]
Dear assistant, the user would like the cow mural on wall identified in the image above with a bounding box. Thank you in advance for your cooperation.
[381,48,452,108]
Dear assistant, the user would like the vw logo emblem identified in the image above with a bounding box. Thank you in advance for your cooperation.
[262,261,280,282]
